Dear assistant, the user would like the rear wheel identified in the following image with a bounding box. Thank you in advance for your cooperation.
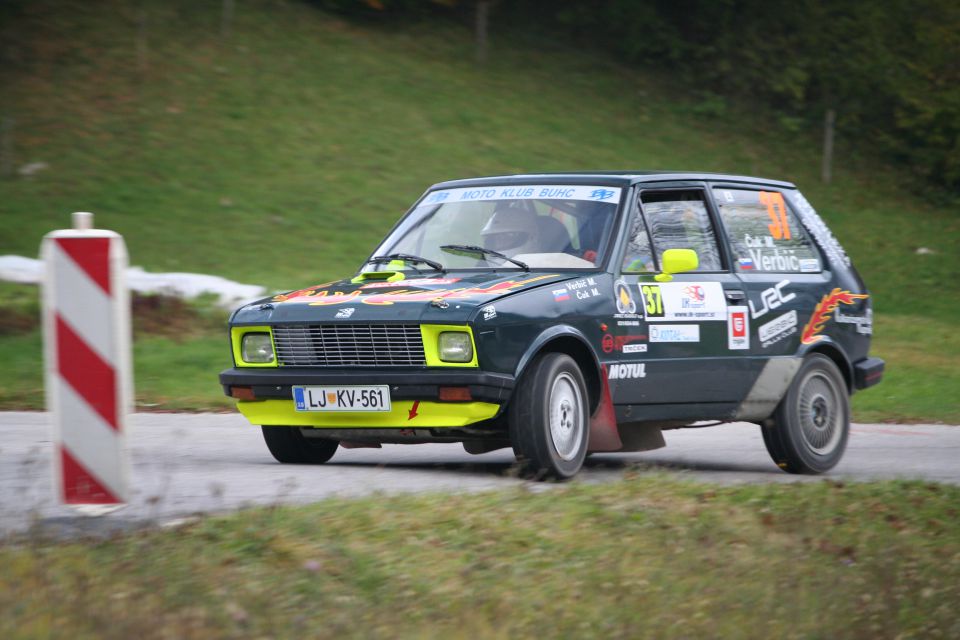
[509,353,590,480]
[261,426,339,464]
[762,354,849,474]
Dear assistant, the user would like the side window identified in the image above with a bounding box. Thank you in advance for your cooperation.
[637,190,723,271]
[714,188,822,273]
[620,208,656,272]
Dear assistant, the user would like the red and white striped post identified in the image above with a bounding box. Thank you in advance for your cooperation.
[42,212,131,512]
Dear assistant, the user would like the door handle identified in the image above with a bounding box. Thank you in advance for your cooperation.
[725,290,746,301]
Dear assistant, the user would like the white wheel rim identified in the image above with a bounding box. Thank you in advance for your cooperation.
[798,371,844,455]
[549,372,584,461]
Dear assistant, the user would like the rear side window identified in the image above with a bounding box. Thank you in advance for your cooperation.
[631,190,723,271]
[714,188,821,273]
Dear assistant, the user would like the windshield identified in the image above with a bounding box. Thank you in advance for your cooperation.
[370,184,622,271]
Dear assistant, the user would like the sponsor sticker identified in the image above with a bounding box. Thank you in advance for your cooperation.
[614,279,637,315]
[335,307,355,319]
[640,282,726,321]
[786,191,851,267]
[481,305,497,321]
[602,333,614,353]
[749,279,796,320]
[603,334,647,353]
[422,185,623,205]
[835,307,872,335]
[758,310,798,348]
[649,324,700,343]
[607,363,646,380]
[799,258,820,273]
[727,306,750,350]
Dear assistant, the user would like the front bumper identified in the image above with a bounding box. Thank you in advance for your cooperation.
[219,368,514,429]
[220,368,514,403]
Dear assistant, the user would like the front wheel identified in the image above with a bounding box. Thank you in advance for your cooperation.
[509,353,590,480]
[762,354,850,474]
[261,426,339,464]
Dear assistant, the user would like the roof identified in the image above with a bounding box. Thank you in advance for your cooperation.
[431,171,796,191]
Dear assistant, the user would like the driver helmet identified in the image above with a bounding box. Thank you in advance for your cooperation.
[480,203,540,255]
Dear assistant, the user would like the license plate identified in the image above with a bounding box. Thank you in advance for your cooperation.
[293,386,391,412]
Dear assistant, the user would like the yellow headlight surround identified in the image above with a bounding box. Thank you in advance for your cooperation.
[420,324,478,367]
[231,326,278,367]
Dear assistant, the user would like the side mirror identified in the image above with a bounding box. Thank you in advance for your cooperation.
[654,248,698,282]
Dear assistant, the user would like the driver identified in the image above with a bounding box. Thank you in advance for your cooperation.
[479,202,541,256]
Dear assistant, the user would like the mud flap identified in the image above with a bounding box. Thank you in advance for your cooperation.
[615,423,666,452]
[587,365,624,452]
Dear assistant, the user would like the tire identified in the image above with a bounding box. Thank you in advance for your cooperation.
[509,352,590,480]
[261,426,339,464]
[762,354,850,474]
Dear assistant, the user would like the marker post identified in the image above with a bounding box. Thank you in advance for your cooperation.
[42,212,131,513]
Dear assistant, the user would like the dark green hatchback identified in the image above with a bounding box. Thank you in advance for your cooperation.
[220,172,884,479]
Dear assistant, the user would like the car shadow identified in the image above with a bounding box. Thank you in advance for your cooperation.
[320,452,782,480]
[584,454,784,477]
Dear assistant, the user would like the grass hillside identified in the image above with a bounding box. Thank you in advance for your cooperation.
[0,0,957,421]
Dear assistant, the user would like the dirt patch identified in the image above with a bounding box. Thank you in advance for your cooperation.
[132,293,224,340]
[0,291,224,338]
[0,308,39,335]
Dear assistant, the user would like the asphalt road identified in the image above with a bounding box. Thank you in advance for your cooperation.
[1,411,957,537]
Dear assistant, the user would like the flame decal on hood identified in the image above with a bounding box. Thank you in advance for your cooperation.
[272,282,338,303]
[801,288,869,344]
[323,275,556,306]
[271,274,558,306]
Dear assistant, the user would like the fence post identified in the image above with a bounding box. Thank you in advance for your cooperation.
[821,108,836,184]
[42,212,132,514]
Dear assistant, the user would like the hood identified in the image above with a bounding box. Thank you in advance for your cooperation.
[232,271,584,324]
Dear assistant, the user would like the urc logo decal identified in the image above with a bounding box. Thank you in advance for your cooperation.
[749,279,796,319]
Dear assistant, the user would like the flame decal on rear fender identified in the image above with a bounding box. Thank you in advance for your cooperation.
[801,288,869,344]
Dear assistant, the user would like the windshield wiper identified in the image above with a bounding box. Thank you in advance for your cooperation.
[440,244,530,271]
[365,253,445,272]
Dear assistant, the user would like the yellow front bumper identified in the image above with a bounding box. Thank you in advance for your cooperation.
[237,399,500,428]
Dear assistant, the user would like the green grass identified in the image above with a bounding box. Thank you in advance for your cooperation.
[2,477,959,638]
[852,314,960,424]
[0,0,957,421]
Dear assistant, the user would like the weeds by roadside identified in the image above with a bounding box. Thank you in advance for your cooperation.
[1,476,958,639]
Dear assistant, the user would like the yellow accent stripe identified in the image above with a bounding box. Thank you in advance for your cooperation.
[237,399,499,428]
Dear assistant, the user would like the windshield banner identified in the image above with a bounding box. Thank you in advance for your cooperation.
[422,185,622,206]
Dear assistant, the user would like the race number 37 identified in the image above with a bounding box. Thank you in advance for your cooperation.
[641,284,664,318]
[759,191,792,240]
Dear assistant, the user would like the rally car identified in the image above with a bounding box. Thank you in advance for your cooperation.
[219,172,884,479]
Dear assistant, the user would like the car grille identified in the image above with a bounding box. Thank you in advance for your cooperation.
[272,324,426,367]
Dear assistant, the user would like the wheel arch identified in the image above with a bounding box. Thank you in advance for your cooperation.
[799,339,853,393]
[515,327,602,413]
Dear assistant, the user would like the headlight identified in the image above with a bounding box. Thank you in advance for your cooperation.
[438,331,473,363]
[241,333,275,364]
